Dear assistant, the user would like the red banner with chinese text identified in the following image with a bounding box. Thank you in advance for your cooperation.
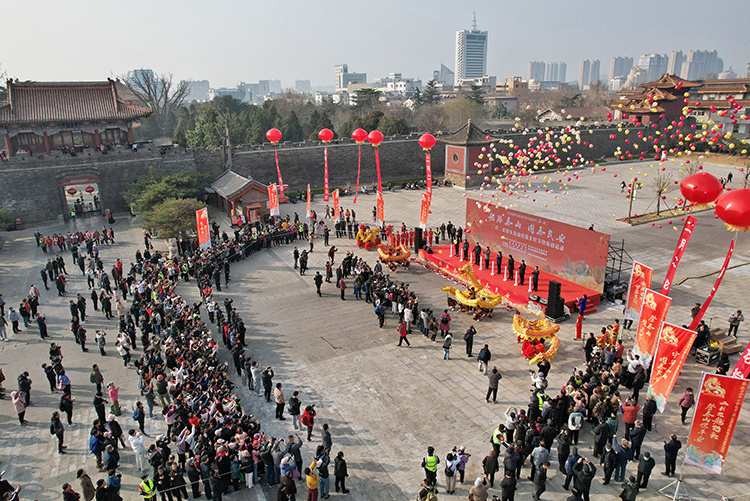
[648,323,697,412]
[689,240,735,331]
[685,373,749,473]
[353,145,361,204]
[268,184,279,217]
[196,207,211,250]
[730,339,750,379]
[306,184,311,219]
[634,289,672,364]
[274,148,285,198]
[333,189,339,222]
[375,148,384,225]
[625,262,653,326]
[425,152,432,202]
[323,147,330,202]
[419,192,429,230]
[660,216,697,295]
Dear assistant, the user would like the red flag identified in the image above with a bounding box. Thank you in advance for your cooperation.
[375,148,384,225]
[648,323,697,412]
[306,184,311,219]
[730,340,750,379]
[425,152,433,202]
[689,239,735,330]
[634,289,671,364]
[419,192,429,230]
[268,184,279,216]
[323,146,330,202]
[333,189,339,222]
[660,216,697,295]
[353,145,361,204]
[274,148,285,198]
[195,207,211,250]
[685,373,749,473]
[625,262,653,325]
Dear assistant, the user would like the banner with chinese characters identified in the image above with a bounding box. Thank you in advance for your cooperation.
[685,373,749,473]
[634,289,672,364]
[625,262,653,326]
[323,147,330,202]
[730,339,750,379]
[375,149,384,225]
[647,323,697,412]
[425,152,433,202]
[660,216,697,295]
[333,189,339,222]
[419,192,429,230]
[306,184,311,219]
[465,200,609,292]
[689,240,735,331]
[268,184,279,217]
[195,207,211,250]
[274,149,285,198]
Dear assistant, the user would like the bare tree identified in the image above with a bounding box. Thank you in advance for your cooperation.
[652,171,673,215]
[119,70,190,135]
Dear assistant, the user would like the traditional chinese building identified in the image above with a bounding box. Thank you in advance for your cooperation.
[207,170,271,225]
[440,120,498,188]
[686,78,750,137]
[0,78,152,157]
[610,74,699,124]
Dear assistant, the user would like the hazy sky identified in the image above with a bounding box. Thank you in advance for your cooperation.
[3,0,749,89]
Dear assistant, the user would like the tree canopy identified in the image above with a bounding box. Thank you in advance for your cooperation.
[123,168,210,213]
[142,198,206,240]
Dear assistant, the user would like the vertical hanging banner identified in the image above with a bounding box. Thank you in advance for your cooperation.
[375,149,384,225]
[306,184,311,219]
[685,373,749,473]
[660,215,697,295]
[274,148,285,198]
[268,184,279,217]
[625,262,653,326]
[634,289,672,364]
[647,323,698,412]
[332,189,339,222]
[352,128,368,203]
[196,207,211,250]
[324,147,330,202]
[689,239,735,330]
[419,192,430,230]
[354,145,361,204]
[266,128,284,198]
[425,152,433,202]
[730,340,750,379]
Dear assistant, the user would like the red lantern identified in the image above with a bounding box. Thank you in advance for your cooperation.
[318,128,334,142]
[679,172,723,208]
[715,189,750,231]
[418,133,436,151]
[351,128,368,143]
[67,188,77,195]
[85,186,95,193]
[266,128,282,143]
[367,130,383,147]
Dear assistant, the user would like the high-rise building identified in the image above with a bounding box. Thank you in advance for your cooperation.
[609,57,634,91]
[667,51,684,75]
[334,64,367,91]
[528,61,545,81]
[579,59,600,90]
[638,53,668,82]
[455,16,488,81]
[295,80,311,93]
[681,50,724,80]
[183,80,210,102]
[545,62,566,83]
[433,64,455,87]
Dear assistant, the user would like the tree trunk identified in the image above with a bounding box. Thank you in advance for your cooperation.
[656,194,661,215]
[224,121,233,171]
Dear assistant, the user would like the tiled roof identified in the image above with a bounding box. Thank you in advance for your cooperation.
[439,120,498,146]
[688,99,750,109]
[537,106,613,120]
[210,170,267,200]
[0,78,152,126]
[640,74,699,90]
[694,84,749,94]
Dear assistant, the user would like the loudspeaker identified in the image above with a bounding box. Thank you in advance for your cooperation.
[424,246,434,254]
[546,280,564,318]
[547,280,561,302]
[414,227,424,250]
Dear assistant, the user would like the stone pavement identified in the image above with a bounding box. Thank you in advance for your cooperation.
[0,155,749,501]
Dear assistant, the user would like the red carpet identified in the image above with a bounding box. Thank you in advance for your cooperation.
[418,244,600,314]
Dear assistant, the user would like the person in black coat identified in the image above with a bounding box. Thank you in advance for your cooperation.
[642,395,657,431]
[495,251,503,274]
[518,260,527,285]
[556,430,571,474]
[600,442,616,485]
[507,255,515,280]
[620,475,640,501]
[334,451,349,493]
[572,459,596,501]
[663,434,682,477]
[636,452,655,488]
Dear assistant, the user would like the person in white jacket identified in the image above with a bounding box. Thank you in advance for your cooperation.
[128,429,147,473]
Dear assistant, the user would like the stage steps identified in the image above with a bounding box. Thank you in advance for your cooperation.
[710,328,744,355]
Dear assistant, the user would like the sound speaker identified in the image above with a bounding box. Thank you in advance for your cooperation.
[414,227,424,250]
[546,280,564,318]
[424,246,434,254]
[547,280,561,302]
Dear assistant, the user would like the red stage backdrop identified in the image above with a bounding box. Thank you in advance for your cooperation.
[625,262,653,325]
[634,289,672,364]
[465,200,609,292]
[648,323,697,412]
[685,373,749,473]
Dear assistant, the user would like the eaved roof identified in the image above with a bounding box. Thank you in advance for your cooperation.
[439,120,498,146]
[0,78,152,126]
[209,170,267,200]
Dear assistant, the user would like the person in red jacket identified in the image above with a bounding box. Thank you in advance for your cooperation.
[620,397,640,439]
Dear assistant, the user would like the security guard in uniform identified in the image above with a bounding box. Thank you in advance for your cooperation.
[139,474,156,499]
[491,424,506,457]
[421,446,440,485]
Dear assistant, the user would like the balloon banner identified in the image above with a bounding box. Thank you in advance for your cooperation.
[730,339,750,379]
[685,373,749,473]
[354,145,361,204]
[689,239,735,331]
[647,323,697,413]
[375,148,384,225]
[333,189,339,222]
[324,147,330,202]
[660,216,697,295]
[274,148,285,198]
[306,184,311,219]
[196,207,211,250]
[426,152,433,202]
[268,184,279,217]
[634,289,672,364]
[419,192,429,230]
[624,262,653,327]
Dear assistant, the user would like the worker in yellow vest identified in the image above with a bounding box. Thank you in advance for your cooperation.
[139,475,156,499]
[492,424,506,456]
[421,446,440,485]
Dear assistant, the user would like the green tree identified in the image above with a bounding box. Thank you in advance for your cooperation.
[378,116,409,136]
[123,168,210,213]
[339,115,363,139]
[361,110,385,132]
[412,87,423,107]
[352,88,381,110]
[469,83,485,105]
[185,106,224,148]
[142,198,206,240]
[423,80,440,105]
[315,112,335,136]
[305,110,320,139]
[281,111,304,142]
[0,207,13,230]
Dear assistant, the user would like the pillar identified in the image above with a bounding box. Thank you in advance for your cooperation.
[43,132,51,155]
[3,134,11,157]
[127,126,133,143]
[93,129,101,147]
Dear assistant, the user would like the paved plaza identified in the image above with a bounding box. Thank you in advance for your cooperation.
[1,157,749,501]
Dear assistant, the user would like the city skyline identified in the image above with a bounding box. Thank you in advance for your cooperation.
[2,0,749,90]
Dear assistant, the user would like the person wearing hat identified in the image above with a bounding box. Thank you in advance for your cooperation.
[139,474,156,500]
[421,447,440,486]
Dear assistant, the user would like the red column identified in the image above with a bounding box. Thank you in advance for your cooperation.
[3,134,12,157]
[127,127,133,143]
[42,132,51,154]
[93,129,101,147]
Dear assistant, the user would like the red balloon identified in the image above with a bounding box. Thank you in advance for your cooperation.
[318,128,334,142]
[351,128,368,143]
[266,128,282,143]
[715,189,750,231]
[679,172,723,207]
[418,133,436,151]
[367,130,383,147]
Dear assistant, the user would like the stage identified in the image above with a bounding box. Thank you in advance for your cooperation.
[417,244,600,315]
